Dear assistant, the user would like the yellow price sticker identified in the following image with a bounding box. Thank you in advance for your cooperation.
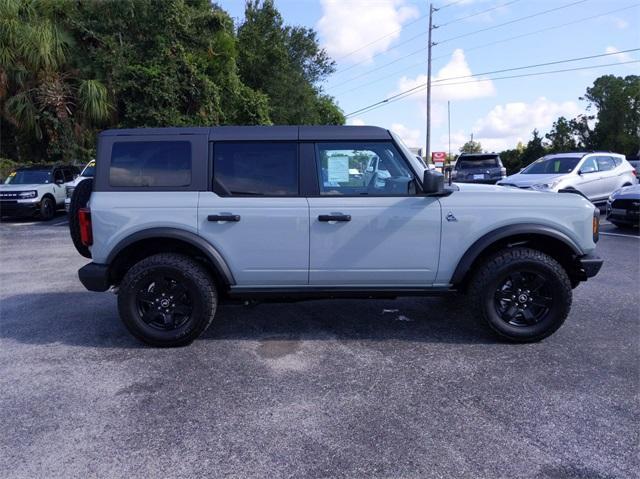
[88,161,96,167]
[8,171,16,177]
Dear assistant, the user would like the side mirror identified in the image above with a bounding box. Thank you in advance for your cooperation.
[423,170,445,194]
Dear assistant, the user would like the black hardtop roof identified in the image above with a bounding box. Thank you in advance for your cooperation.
[99,125,392,141]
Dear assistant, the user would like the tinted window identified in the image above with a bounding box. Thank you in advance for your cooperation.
[214,142,298,196]
[63,169,74,182]
[54,169,64,183]
[596,156,615,172]
[522,157,581,174]
[455,155,500,169]
[316,142,415,196]
[580,157,598,173]
[4,170,51,185]
[81,161,96,177]
[110,141,191,187]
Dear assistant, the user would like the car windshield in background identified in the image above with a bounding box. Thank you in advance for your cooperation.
[81,163,96,177]
[522,157,580,174]
[456,156,499,169]
[4,170,51,185]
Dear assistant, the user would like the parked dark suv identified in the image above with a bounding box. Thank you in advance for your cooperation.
[451,153,506,184]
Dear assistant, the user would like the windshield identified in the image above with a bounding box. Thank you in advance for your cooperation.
[81,161,96,177]
[521,157,580,174]
[4,170,51,185]
[455,156,499,169]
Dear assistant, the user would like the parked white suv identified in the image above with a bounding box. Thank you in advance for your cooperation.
[65,160,96,213]
[69,126,603,347]
[498,152,637,202]
[1,164,79,220]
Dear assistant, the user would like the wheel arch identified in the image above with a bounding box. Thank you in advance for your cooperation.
[451,224,584,290]
[106,228,235,289]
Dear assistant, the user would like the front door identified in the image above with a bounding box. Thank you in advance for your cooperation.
[575,157,601,201]
[308,141,441,286]
[198,141,309,286]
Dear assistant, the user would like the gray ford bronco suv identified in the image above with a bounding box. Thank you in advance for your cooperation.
[69,126,602,347]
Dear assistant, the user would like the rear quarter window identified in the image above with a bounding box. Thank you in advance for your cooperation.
[109,141,191,187]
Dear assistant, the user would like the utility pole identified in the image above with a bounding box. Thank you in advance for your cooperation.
[447,100,451,161]
[426,3,436,163]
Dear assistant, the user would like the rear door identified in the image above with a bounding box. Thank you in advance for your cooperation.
[307,141,441,286]
[198,141,309,286]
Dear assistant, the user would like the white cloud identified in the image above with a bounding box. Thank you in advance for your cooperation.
[317,0,419,64]
[605,46,633,63]
[390,123,422,148]
[347,117,366,126]
[394,49,496,106]
[612,17,629,30]
[464,97,582,152]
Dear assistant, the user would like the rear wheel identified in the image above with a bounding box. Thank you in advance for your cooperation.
[118,253,217,347]
[39,196,55,220]
[468,247,572,342]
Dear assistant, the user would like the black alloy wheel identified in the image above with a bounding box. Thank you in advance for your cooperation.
[494,271,553,327]
[135,273,193,331]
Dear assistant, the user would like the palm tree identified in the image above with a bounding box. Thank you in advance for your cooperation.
[0,0,111,161]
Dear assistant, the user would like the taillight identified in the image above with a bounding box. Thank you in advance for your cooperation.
[592,208,600,243]
[78,208,93,246]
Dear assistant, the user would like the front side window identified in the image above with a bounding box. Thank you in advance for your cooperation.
[580,157,598,174]
[110,141,191,187]
[316,142,416,196]
[213,142,298,196]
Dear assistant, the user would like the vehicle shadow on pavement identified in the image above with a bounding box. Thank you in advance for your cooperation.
[0,292,498,348]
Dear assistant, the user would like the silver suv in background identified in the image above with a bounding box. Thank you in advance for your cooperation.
[65,160,95,212]
[498,152,637,203]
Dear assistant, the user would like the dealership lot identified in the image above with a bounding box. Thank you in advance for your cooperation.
[0,215,638,478]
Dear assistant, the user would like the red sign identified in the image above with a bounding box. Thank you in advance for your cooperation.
[432,152,446,161]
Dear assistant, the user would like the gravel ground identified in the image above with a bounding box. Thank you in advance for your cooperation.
[0,214,638,479]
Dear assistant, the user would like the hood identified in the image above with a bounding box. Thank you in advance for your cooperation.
[0,183,44,191]
[454,182,544,194]
[498,173,566,187]
[611,184,640,199]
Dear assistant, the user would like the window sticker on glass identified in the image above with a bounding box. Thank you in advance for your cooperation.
[327,155,350,183]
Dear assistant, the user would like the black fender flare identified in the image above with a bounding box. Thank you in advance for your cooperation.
[106,227,236,286]
[450,223,584,285]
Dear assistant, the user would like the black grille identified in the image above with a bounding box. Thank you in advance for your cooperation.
[611,199,640,211]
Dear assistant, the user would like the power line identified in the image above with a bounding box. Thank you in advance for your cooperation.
[345,51,639,117]
[328,3,638,95]
[436,0,588,45]
[437,0,465,10]
[333,0,589,77]
[437,0,523,27]
[347,60,639,117]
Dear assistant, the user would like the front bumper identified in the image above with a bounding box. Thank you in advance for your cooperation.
[78,263,110,292]
[575,253,603,280]
[0,200,39,217]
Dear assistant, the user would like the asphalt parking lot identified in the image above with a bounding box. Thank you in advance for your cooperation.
[0,213,638,479]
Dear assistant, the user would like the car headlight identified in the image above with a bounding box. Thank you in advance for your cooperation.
[18,190,37,199]
[532,180,562,191]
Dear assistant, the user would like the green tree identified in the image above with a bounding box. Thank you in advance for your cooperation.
[545,116,578,152]
[460,139,482,154]
[520,129,546,168]
[237,0,344,125]
[580,75,640,156]
[0,0,110,162]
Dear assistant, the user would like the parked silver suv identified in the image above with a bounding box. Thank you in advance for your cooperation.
[498,152,637,202]
[69,126,603,347]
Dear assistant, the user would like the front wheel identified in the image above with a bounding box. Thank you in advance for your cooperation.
[468,247,572,342]
[118,253,218,347]
[39,196,55,220]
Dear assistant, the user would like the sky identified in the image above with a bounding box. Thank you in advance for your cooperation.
[219,0,639,156]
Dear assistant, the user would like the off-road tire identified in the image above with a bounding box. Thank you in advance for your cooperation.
[68,178,93,258]
[118,253,217,347]
[39,196,55,221]
[468,247,572,342]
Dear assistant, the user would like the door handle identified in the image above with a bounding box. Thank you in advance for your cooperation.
[208,214,241,222]
[318,214,351,222]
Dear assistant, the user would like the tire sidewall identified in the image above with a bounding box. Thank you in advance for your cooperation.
[118,263,214,346]
[480,258,570,341]
[40,196,54,220]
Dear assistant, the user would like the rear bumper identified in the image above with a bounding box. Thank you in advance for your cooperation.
[78,263,110,292]
[454,178,501,184]
[575,253,603,280]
